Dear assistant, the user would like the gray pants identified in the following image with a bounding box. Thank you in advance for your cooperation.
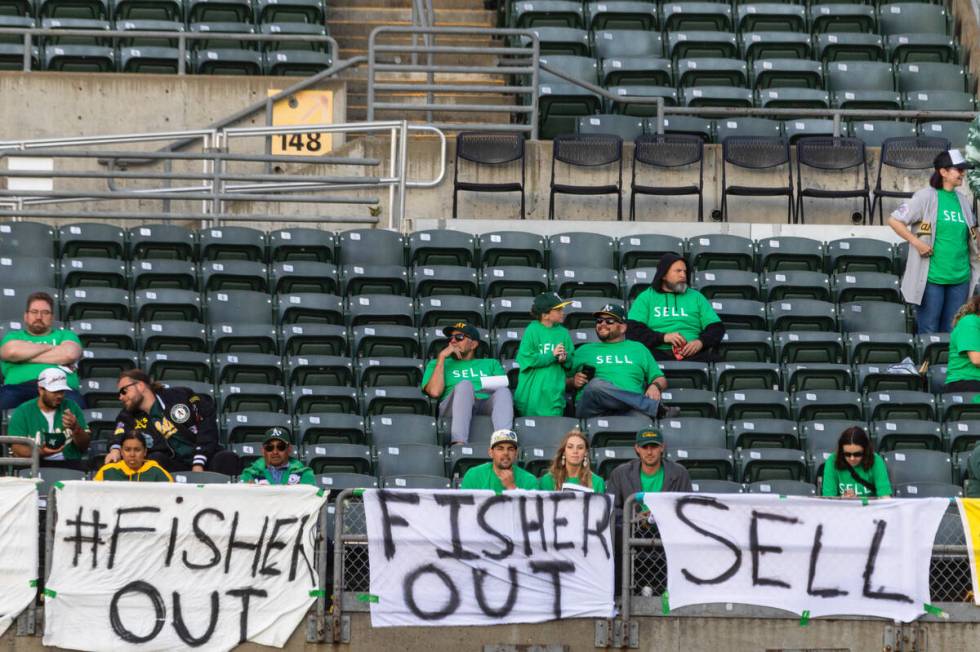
[439,380,514,444]
[575,379,660,420]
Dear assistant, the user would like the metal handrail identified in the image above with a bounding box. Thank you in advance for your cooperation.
[0,436,39,477]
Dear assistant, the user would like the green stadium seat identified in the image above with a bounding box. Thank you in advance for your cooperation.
[297,413,366,445]
[0,257,55,288]
[539,53,598,85]
[896,62,969,93]
[223,411,290,443]
[604,85,678,116]
[666,446,735,481]
[213,322,278,354]
[659,387,718,418]
[477,231,546,268]
[194,47,263,75]
[481,266,548,298]
[290,385,358,414]
[208,289,274,324]
[825,60,895,92]
[269,227,335,263]
[411,265,479,298]
[939,393,980,423]
[839,300,909,333]
[63,287,129,320]
[709,298,767,330]
[116,18,184,47]
[134,288,201,322]
[264,48,330,76]
[882,450,952,485]
[792,389,863,421]
[894,482,961,498]
[916,332,949,366]
[338,229,404,267]
[277,292,345,325]
[691,479,743,493]
[58,222,124,258]
[865,390,935,421]
[198,226,265,261]
[835,91,903,112]
[200,260,268,292]
[143,350,210,383]
[661,2,732,31]
[254,0,323,24]
[721,389,791,421]
[903,91,976,113]
[877,3,949,37]
[737,448,807,482]
[826,237,895,272]
[119,46,186,73]
[521,26,590,56]
[599,56,672,86]
[831,271,901,303]
[736,3,805,33]
[809,4,876,35]
[218,382,286,413]
[675,57,748,87]
[345,294,413,327]
[682,86,754,108]
[751,59,822,89]
[713,361,780,391]
[214,352,282,385]
[716,116,782,142]
[587,2,657,30]
[340,264,408,296]
[774,331,843,363]
[281,323,345,356]
[762,271,830,301]
[537,82,603,140]
[113,0,181,21]
[352,324,419,358]
[855,363,924,393]
[659,360,711,389]
[186,0,251,23]
[510,0,584,28]
[755,88,830,110]
[757,236,824,272]
[551,267,621,298]
[845,331,915,364]
[127,224,195,260]
[0,41,38,69]
[585,415,653,448]
[784,363,852,391]
[739,30,811,61]
[667,30,737,60]
[548,232,616,269]
[693,269,759,300]
[728,418,799,449]
[746,479,815,495]
[944,421,980,455]
[659,416,726,449]
[39,0,106,19]
[303,443,373,475]
[814,32,884,63]
[576,114,644,140]
[918,121,970,148]
[139,320,207,352]
[355,356,423,389]
[618,234,684,269]
[782,118,836,144]
[408,230,474,268]
[77,347,137,377]
[717,330,774,362]
[72,318,136,350]
[658,116,714,141]
[593,29,662,60]
[688,233,755,270]
[418,295,484,328]
[887,33,958,64]
[553,296,607,329]
[272,261,338,295]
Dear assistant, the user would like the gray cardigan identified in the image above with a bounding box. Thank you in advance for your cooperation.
[891,186,980,305]
[607,457,694,512]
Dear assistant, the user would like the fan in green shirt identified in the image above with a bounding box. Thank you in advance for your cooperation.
[537,429,606,493]
[927,189,971,285]
[514,292,575,417]
[7,368,90,470]
[945,304,980,390]
[239,427,316,486]
[821,426,892,498]
[460,429,538,492]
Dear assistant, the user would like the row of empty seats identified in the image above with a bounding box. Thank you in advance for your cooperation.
[0,0,327,25]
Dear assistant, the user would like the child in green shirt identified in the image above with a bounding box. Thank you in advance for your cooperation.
[821,426,892,498]
[514,292,574,417]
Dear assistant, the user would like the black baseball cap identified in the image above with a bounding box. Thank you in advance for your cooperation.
[443,322,482,341]
[593,303,627,322]
[934,149,974,171]
[533,291,573,315]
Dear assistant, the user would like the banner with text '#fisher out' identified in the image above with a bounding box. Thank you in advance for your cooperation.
[0,478,39,637]
[43,482,327,652]
[645,493,947,623]
[363,489,616,627]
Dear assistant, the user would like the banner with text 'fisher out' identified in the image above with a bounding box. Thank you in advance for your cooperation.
[43,482,326,652]
[644,493,947,623]
[0,478,39,638]
[363,489,616,627]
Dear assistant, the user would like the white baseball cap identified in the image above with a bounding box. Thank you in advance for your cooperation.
[38,368,70,392]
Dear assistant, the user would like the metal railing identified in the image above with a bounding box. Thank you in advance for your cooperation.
[0,436,39,477]
[0,121,446,229]
[0,27,337,75]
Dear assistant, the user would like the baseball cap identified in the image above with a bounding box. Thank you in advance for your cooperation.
[263,427,290,445]
[593,303,627,322]
[38,368,70,392]
[533,291,573,315]
[489,429,519,448]
[442,322,482,341]
[635,429,664,447]
[934,149,975,171]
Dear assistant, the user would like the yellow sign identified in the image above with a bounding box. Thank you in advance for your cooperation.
[268,89,334,156]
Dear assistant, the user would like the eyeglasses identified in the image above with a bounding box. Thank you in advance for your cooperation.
[595,318,620,326]
[264,442,288,452]
[117,382,138,397]
[843,451,864,459]
[27,309,52,317]
[450,333,468,342]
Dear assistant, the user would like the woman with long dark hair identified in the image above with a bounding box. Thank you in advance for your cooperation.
[821,426,892,498]
[945,295,980,392]
[538,429,605,492]
[887,149,980,334]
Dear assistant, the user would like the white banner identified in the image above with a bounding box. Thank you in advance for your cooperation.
[644,493,947,623]
[0,478,39,637]
[43,482,327,652]
[363,489,615,627]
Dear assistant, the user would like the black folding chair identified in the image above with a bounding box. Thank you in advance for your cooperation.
[795,136,870,225]
[721,135,793,223]
[871,136,949,225]
[548,133,624,220]
[630,133,704,222]
[453,131,527,219]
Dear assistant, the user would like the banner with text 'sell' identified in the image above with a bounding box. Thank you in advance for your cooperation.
[43,482,327,652]
[644,493,947,623]
[0,478,39,638]
[364,489,616,627]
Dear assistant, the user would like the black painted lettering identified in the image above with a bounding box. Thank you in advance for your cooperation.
[549,493,576,551]
[288,514,315,584]
[434,494,478,560]
[377,490,421,560]
[675,496,742,585]
[260,517,296,577]
[530,561,575,619]
[165,516,179,567]
[476,494,514,560]
[749,510,798,589]
[807,524,848,598]
[182,508,224,570]
[472,567,519,618]
[108,506,159,569]
[225,511,268,577]
[109,581,165,644]
[518,495,547,556]
[172,591,219,647]
[403,564,460,620]
[582,493,612,559]
[226,587,267,644]
[862,520,913,603]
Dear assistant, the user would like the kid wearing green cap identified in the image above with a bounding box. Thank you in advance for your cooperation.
[514,292,575,416]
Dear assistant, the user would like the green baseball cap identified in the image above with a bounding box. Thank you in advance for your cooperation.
[442,322,482,341]
[532,291,573,315]
[594,303,627,322]
[263,427,291,445]
[635,429,664,447]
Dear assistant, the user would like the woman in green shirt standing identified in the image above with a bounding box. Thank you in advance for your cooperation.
[539,429,606,493]
[945,295,980,392]
[888,149,980,334]
[821,427,892,499]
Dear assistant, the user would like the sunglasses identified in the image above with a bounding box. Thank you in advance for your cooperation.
[264,442,288,452]
[117,382,139,397]
[595,318,620,326]
[450,333,469,342]
[843,451,864,459]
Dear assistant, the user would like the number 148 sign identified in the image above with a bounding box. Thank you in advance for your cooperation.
[268,89,334,156]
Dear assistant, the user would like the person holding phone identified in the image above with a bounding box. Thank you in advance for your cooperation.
[821,426,892,499]
[421,322,513,445]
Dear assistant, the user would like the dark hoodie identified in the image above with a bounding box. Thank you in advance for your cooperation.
[625,252,726,353]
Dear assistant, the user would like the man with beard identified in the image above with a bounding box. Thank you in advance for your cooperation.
[568,304,671,420]
[626,253,725,362]
[459,429,538,491]
[104,369,240,475]
[0,291,84,409]
[8,368,90,470]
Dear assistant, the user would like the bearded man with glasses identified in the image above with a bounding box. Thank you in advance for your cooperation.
[569,304,674,420]
[239,427,314,486]
[0,291,85,409]
[104,369,241,476]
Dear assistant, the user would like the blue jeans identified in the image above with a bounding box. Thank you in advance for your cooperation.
[0,381,86,411]
[916,280,970,335]
[575,379,660,420]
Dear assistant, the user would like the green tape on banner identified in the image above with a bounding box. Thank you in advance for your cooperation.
[357,593,379,603]
[799,610,810,627]
[661,591,670,615]
[309,590,326,598]
[316,488,325,497]
[778,495,787,500]
[352,488,365,497]
[42,588,57,599]
[923,603,948,619]
[53,481,64,490]
[860,497,869,506]
[29,579,38,587]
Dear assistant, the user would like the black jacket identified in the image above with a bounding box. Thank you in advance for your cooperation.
[606,457,694,513]
[625,252,726,351]
[112,387,220,467]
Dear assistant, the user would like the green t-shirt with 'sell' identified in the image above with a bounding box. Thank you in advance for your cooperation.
[627,287,722,350]
[928,189,971,285]
[821,452,892,497]
[514,320,574,417]
[421,356,506,401]
[947,313,980,384]
[570,339,663,398]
